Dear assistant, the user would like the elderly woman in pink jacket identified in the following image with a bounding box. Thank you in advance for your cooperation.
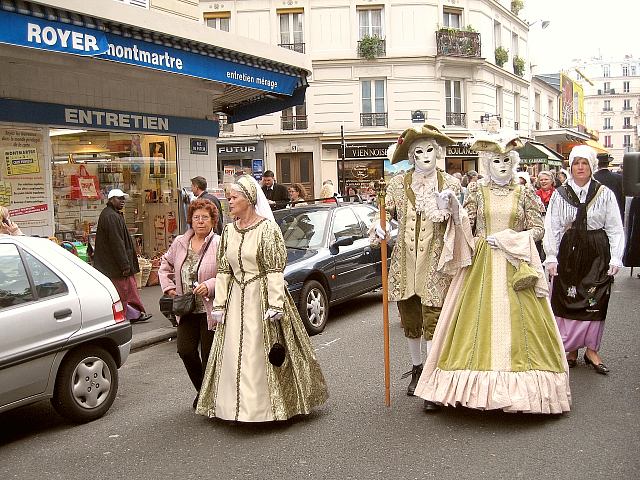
[160,198,220,409]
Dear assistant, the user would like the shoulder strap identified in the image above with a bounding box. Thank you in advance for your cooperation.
[195,234,215,275]
[556,184,580,207]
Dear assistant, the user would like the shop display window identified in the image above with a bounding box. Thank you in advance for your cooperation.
[50,129,179,257]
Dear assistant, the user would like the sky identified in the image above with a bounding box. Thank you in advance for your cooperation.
[521,0,640,73]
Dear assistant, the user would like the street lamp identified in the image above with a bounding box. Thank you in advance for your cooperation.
[527,19,550,29]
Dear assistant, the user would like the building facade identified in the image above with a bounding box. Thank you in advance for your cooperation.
[200,0,534,195]
[570,55,640,166]
[0,0,309,251]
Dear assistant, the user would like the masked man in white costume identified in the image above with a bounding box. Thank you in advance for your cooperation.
[372,124,473,409]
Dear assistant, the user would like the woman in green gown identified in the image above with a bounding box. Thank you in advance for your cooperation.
[415,136,571,414]
[196,175,328,422]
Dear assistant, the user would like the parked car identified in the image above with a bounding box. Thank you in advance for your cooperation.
[0,235,132,423]
[274,201,397,335]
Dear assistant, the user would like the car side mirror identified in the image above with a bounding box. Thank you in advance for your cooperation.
[330,235,354,254]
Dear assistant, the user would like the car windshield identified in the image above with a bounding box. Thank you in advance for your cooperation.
[276,210,329,249]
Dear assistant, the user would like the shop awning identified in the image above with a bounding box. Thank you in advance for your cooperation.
[533,128,591,144]
[0,0,310,123]
[518,141,565,167]
[584,139,609,154]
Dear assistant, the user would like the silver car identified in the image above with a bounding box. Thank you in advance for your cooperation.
[0,235,131,423]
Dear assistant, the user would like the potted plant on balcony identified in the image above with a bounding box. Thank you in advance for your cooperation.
[513,55,526,76]
[358,35,384,60]
[511,0,524,16]
[495,46,509,67]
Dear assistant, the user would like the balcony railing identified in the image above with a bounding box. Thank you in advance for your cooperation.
[597,89,616,95]
[281,115,308,131]
[623,106,633,111]
[446,112,467,127]
[436,29,481,58]
[360,112,388,127]
[602,125,613,130]
[603,107,613,111]
[623,124,633,129]
[624,146,634,153]
[278,42,305,54]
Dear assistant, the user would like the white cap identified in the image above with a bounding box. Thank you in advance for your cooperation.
[107,188,129,199]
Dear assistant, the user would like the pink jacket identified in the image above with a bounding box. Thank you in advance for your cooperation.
[159,229,219,323]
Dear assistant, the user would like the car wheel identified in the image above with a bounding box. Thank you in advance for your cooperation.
[299,280,329,335]
[51,346,119,423]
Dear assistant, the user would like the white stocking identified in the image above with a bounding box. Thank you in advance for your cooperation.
[422,339,433,362]
[407,337,422,366]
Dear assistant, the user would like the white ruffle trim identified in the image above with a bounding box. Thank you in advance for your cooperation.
[415,368,571,414]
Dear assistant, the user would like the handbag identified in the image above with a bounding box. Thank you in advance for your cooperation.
[268,321,286,367]
[512,261,540,291]
[70,165,101,200]
[170,235,215,317]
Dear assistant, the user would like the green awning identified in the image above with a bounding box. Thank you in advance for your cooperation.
[518,141,565,167]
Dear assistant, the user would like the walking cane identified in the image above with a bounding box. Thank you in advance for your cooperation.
[376,178,391,407]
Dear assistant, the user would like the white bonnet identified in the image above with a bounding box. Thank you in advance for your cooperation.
[568,145,597,174]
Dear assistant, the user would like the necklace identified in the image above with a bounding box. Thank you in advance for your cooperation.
[238,215,260,229]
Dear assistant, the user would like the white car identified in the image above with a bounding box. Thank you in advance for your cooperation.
[0,235,131,423]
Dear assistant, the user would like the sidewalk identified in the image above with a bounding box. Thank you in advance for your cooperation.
[130,284,177,351]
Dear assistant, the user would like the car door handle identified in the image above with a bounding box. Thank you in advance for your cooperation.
[54,308,72,320]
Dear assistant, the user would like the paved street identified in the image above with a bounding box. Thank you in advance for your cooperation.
[1,272,639,479]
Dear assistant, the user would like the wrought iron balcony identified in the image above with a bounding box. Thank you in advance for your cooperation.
[623,124,634,129]
[624,146,634,153]
[357,37,386,59]
[278,42,305,54]
[446,112,467,127]
[602,125,613,130]
[436,29,481,58]
[602,107,612,112]
[360,112,388,127]
[281,115,308,131]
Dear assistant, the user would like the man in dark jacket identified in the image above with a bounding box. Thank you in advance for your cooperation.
[261,170,289,210]
[594,153,625,220]
[191,176,223,234]
[93,189,151,323]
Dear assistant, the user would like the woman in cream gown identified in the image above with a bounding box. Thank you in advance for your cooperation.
[197,175,328,422]
[415,136,571,414]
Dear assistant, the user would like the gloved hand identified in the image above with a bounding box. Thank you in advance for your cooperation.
[486,235,498,249]
[211,311,225,325]
[434,191,450,211]
[546,262,558,277]
[607,265,619,276]
[374,221,389,240]
[445,190,461,225]
[264,308,284,322]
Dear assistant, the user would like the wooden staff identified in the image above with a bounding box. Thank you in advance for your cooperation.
[376,178,391,407]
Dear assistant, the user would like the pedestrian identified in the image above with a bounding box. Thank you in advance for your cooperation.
[191,176,224,234]
[159,198,219,409]
[593,153,625,220]
[319,181,335,203]
[543,145,625,374]
[623,197,640,275]
[535,170,556,262]
[197,175,328,422]
[415,133,571,414]
[261,170,289,210]
[372,124,468,408]
[556,169,568,187]
[0,207,23,236]
[287,182,308,207]
[93,189,151,323]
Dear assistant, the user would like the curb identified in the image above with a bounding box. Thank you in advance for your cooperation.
[131,326,177,352]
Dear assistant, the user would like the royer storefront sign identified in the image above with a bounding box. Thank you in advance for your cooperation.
[0,9,299,96]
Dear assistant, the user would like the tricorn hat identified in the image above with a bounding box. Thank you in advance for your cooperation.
[390,123,455,164]
[469,135,524,154]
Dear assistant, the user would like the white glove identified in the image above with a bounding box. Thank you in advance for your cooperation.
[434,191,450,211]
[486,235,498,249]
[264,308,284,322]
[546,262,558,277]
[607,265,619,276]
[445,190,461,225]
[374,221,389,240]
[211,311,225,325]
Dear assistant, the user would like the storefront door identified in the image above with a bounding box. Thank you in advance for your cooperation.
[276,153,314,198]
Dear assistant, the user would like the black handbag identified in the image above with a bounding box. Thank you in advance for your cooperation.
[170,235,214,317]
[268,322,286,367]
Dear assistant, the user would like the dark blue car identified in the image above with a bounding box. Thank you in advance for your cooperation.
[274,202,397,335]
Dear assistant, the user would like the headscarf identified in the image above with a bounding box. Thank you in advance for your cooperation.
[231,175,275,223]
[568,145,597,177]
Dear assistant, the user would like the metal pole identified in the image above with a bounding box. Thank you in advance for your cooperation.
[376,178,391,407]
[341,124,346,196]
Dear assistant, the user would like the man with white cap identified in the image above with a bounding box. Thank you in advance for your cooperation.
[93,188,151,323]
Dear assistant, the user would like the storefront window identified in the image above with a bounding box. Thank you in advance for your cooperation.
[50,130,179,257]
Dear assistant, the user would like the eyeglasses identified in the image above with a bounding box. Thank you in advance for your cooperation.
[192,215,211,222]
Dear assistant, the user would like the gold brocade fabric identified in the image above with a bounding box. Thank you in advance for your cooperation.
[197,219,328,422]
[383,169,462,307]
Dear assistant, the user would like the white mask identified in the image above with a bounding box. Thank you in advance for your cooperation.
[489,154,513,185]
[410,139,438,174]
